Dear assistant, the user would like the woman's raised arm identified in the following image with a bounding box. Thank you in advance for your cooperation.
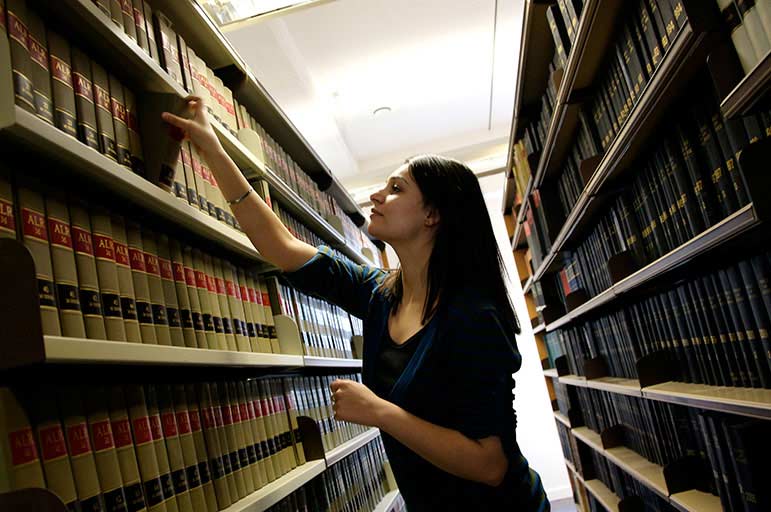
[162,97,317,271]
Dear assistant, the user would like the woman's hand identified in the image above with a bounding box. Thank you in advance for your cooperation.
[162,96,222,158]
[330,379,392,427]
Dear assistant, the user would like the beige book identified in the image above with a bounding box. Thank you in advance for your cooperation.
[220,382,255,494]
[0,388,46,494]
[124,87,145,177]
[282,379,305,466]
[183,247,215,350]
[179,143,198,208]
[107,387,147,512]
[155,386,197,512]
[69,203,107,340]
[194,250,227,350]
[159,236,195,349]
[71,45,100,151]
[109,215,142,342]
[240,382,272,485]
[144,386,180,512]
[57,390,106,511]
[45,196,86,338]
[249,380,279,482]
[167,386,211,512]
[84,387,130,511]
[208,385,240,500]
[5,0,35,113]
[211,382,247,499]
[89,208,127,341]
[175,386,218,512]
[188,51,215,120]
[109,73,133,170]
[0,167,16,240]
[235,381,267,488]
[221,262,250,352]
[131,0,149,54]
[206,167,230,227]
[222,86,238,135]
[204,68,223,124]
[171,242,206,349]
[209,256,238,352]
[195,383,235,506]
[235,268,259,352]
[91,61,118,162]
[188,144,208,213]
[245,273,270,353]
[142,1,161,67]
[152,10,183,88]
[22,390,79,509]
[258,276,280,353]
[171,149,187,203]
[124,385,168,512]
[109,0,123,28]
[26,8,54,125]
[200,159,219,221]
[124,221,157,343]
[119,0,136,41]
[267,380,293,473]
[150,233,184,347]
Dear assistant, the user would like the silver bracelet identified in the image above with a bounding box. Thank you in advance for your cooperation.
[227,186,253,206]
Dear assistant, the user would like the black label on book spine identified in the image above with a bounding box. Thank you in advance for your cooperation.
[38,278,57,308]
[260,440,270,457]
[120,296,138,320]
[209,457,225,479]
[34,94,54,124]
[233,319,243,336]
[100,134,118,161]
[13,72,35,109]
[159,473,173,500]
[185,464,202,489]
[246,322,256,338]
[173,182,185,199]
[221,452,233,474]
[80,289,102,316]
[180,309,193,329]
[143,477,163,506]
[215,207,225,222]
[228,451,239,470]
[238,447,248,468]
[117,145,132,169]
[246,444,257,464]
[207,202,216,218]
[198,460,212,484]
[79,123,100,150]
[252,442,263,460]
[171,468,187,494]
[57,283,82,311]
[136,300,153,324]
[103,486,127,512]
[55,109,78,138]
[158,164,175,188]
[221,317,233,335]
[202,313,214,332]
[212,316,223,334]
[124,482,145,512]
[187,188,198,206]
[269,326,277,338]
[198,195,208,211]
[80,493,105,512]
[167,307,181,328]
[192,311,205,331]
[151,303,168,325]
[102,293,122,317]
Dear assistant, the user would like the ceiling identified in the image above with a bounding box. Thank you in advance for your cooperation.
[224,0,523,198]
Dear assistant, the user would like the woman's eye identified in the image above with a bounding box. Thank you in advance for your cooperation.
[390,184,400,192]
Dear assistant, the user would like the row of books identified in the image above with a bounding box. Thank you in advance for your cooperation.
[717,0,771,75]
[570,385,771,511]
[267,438,393,512]
[554,108,603,218]
[546,0,584,70]
[289,374,368,453]
[549,248,771,390]
[521,56,559,160]
[0,375,327,512]
[278,284,362,359]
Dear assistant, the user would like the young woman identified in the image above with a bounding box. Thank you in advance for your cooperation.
[163,99,549,511]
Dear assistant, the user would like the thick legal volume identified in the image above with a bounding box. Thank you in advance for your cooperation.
[210,382,247,499]
[718,0,759,73]
[58,390,107,512]
[139,93,189,192]
[158,235,196,348]
[119,0,136,41]
[88,208,126,342]
[189,144,209,213]
[110,215,142,342]
[195,382,233,507]
[140,230,173,347]
[124,88,146,177]
[194,249,227,351]
[208,255,238,352]
[183,246,216,350]
[124,220,157,343]
[151,386,194,512]
[26,8,54,124]
[91,61,118,162]
[107,387,148,512]
[109,73,133,170]
[130,0,149,53]
[144,385,183,512]
[170,240,206,349]
[236,268,259,352]
[109,0,123,30]
[6,0,35,112]
[142,1,161,66]
[179,143,198,208]
[47,29,78,138]
[171,149,187,202]
[46,195,87,338]
[70,202,108,340]
[0,166,17,239]
[222,381,257,493]
[0,388,46,493]
[93,0,110,17]
[232,381,265,489]
[151,10,183,88]
[70,47,100,151]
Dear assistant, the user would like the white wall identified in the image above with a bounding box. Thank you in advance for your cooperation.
[479,173,572,502]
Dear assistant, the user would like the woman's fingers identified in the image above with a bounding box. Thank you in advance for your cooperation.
[161,111,190,130]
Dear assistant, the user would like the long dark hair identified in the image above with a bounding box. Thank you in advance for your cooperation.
[382,154,520,335]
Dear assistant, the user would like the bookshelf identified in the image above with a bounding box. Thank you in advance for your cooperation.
[372,490,402,512]
[507,0,771,509]
[0,0,391,510]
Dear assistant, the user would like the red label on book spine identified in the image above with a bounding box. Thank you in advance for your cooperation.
[262,292,270,306]
[120,0,132,15]
[144,253,160,276]
[94,85,111,112]
[215,277,226,295]
[7,12,28,48]
[133,7,145,27]
[172,262,186,282]
[148,415,162,441]
[239,403,249,422]
[175,411,192,435]
[127,111,139,133]
[66,422,92,456]
[200,407,215,429]
[220,405,233,426]
[111,418,132,448]
[195,270,207,289]
[72,226,94,256]
[248,287,259,304]
[50,55,73,87]
[239,285,249,302]
[189,409,202,432]
[114,242,130,266]
[128,248,146,272]
[112,100,127,125]
[225,280,236,298]
[0,199,15,233]
[230,404,241,423]
[90,420,115,452]
[9,427,38,466]
[48,218,73,249]
[251,400,263,418]
[93,234,116,261]
[131,417,152,445]
[206,275,216,293]
[38,424,67,461]
[28,37,47,69]
[159,258,173,280]
[161,412,177,438]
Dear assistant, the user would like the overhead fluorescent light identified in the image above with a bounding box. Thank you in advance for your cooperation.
[199,0,332,26]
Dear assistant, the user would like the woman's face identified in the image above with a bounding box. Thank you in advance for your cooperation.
[367,164,436,243]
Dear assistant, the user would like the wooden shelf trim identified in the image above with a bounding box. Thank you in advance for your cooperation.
[721,49,771,119]
[373,490,402,512]
[583,478,621,512]
[533,323,546,335]
[325,428,381,466]
[303,356,363,369]
[554,411,572,428]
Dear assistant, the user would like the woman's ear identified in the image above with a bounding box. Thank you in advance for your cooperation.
[424,207,440,227]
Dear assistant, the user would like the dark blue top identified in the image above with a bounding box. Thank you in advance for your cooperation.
[284,246,549,511]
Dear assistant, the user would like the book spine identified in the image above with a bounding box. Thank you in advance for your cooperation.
[223,382,256,493]
[195,383,233,507]
[107,387,147,512]
[46,196,87,338]
[142,2,161,66]
[211,382,248,498]
[246,272,270,353]
[47,30,78,138]
[26,9,54,124]
[711,108,750,207]
[125,385,168,512]
[144,386,182,512]
[131,0,149,53]
[736,0,771,62]
[727,264,771,387]
[701,275,742,387]
[234,381,267,488]
[208,256,238,352]
[154,386,195,512]
[184,247,216,350]
[172,243,207,349]
[718,268,760,387]
[70,203,107,340]
[71,46,100,151]
[189,144,209,213]
[119,0,136,41]
[179,143,198,207]
[109,0,124,29]
[6,0,35,112]
[93,0,110,17]
[58,390,107,512]
[0,389,46,492]
[248,380,277,483]
[0,167,16,240]
[109,215,142,343]
[211,384,243,500]
[197,251,228,351]
[236,268,258,352]
[176,35,193,94]
[260,276,279,352]
[719,0,759,73]
[222,261,251,353]
[124,88,145,177]
[154,234,185,348]
[91,61,119,162]
[140,230,173,346]
[109,74,133,171]
[124,221,157,344]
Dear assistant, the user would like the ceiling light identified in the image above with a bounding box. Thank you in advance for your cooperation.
[372,106,392,117]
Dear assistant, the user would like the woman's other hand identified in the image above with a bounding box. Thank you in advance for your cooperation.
[162,96,221,157]
[330,379,391,427]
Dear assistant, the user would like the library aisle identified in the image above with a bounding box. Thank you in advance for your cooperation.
[2,0,770,511]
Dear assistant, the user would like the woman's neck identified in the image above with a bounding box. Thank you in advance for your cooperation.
[394,238,433,309]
